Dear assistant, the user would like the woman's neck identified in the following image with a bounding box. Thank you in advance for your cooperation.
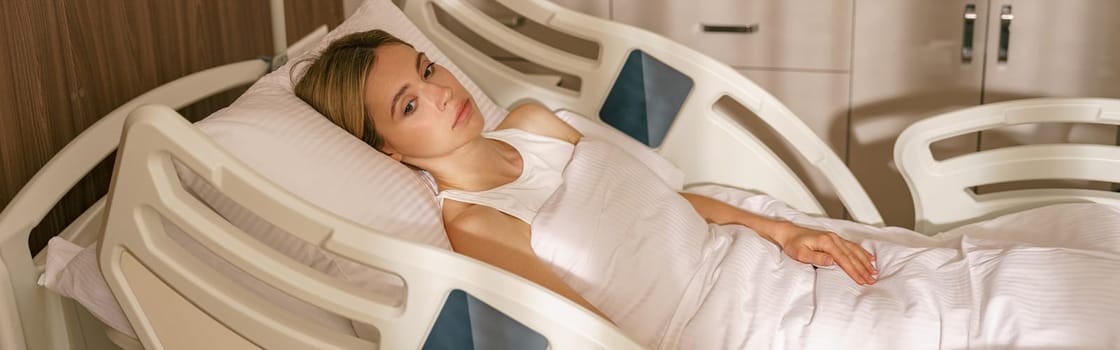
[418,136,522,193]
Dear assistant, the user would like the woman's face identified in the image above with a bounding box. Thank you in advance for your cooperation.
[364,43,483,162]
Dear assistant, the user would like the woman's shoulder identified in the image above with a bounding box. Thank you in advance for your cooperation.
[496,103,581,144]
[441,199,526,237]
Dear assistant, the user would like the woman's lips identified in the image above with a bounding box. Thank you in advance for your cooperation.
[453,100,471,128]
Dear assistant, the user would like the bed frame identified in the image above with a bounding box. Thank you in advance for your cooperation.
[896,98,1120,234]
[0,0,892,349]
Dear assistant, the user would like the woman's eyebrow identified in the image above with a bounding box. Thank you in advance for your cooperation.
[389,52,429,117]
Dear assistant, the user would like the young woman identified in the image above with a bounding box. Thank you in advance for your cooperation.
[293,29,877,320]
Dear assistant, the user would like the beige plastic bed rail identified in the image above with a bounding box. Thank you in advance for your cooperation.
[400,0,884,226]
[896,98,1120,234]
[100,104,642,349]
[0,23,327,349]
[0,59,269,350]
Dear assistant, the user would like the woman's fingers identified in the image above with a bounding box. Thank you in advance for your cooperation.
[822,235,874,285]
[831,234,877,285]
[845,240,877,280]
[803,251,834,266]
[784,226,879,285]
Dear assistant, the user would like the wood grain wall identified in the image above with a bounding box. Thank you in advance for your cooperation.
[0,0,344,254]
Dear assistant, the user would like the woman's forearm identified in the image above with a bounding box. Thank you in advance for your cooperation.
[679,192,790,246]
[681,192,879,284]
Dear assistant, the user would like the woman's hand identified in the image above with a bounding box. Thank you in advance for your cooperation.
[771,222,878,285]
[677,192,878,285]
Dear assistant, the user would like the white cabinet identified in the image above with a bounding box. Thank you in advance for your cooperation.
[978,0,1120,152]
[849,0,988,229]
[851,0,1120,228]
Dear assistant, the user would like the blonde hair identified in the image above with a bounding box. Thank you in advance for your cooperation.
[294,30,411,150]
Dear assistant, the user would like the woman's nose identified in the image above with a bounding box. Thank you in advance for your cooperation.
[426,83,453,111]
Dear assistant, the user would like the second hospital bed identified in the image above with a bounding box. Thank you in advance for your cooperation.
[3,0,1119,348]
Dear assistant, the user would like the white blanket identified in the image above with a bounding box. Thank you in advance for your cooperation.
[533,138,1120,349]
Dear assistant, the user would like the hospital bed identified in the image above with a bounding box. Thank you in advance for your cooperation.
[0,0,1114,348]
[896,98,1120,234]
[0,1,880,348]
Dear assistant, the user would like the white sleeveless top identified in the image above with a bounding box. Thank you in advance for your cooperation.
[436,128,575,224]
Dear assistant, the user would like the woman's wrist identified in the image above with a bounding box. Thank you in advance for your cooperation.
[771,221,795,248]
[748,216,792,248]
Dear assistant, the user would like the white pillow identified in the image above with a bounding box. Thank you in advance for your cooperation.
[193,0,513,296]
[37,238,133,335]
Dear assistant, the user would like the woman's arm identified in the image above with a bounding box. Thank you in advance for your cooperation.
[680,192,879,285]
[443,204,611,320]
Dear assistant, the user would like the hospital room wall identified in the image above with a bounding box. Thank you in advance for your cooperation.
[0,0,345,255]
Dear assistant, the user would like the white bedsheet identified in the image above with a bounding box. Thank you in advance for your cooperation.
[534,138,1120,349]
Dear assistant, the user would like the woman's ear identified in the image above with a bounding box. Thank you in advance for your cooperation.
[379,145,404,162]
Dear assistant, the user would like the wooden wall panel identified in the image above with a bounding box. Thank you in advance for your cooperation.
[0,0,344,254]
[0,1,82,238]
[287,0,346,47]
[0,3,16,210]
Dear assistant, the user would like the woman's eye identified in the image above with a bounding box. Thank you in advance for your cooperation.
[423,63,435,79]
[403,99,416,115]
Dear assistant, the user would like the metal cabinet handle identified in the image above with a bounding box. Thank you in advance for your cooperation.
[701,24,759,33]
[961,4,977,63]
[998,5,1013,63]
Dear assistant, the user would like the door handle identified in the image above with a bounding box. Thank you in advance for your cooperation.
[961,4,977,63]
[998,5,1013,64]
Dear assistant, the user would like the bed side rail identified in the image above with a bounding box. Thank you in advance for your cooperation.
[100,105,643,349]
[401,0,882,225]
[0,60,268,350]
[896,98,1120,233]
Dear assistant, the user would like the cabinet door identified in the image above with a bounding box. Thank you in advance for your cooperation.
[737,69,851,218]
[849,0,990,228]
[978,0,1120,194]
[982,0,1120,103]
[611,0,853,71]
